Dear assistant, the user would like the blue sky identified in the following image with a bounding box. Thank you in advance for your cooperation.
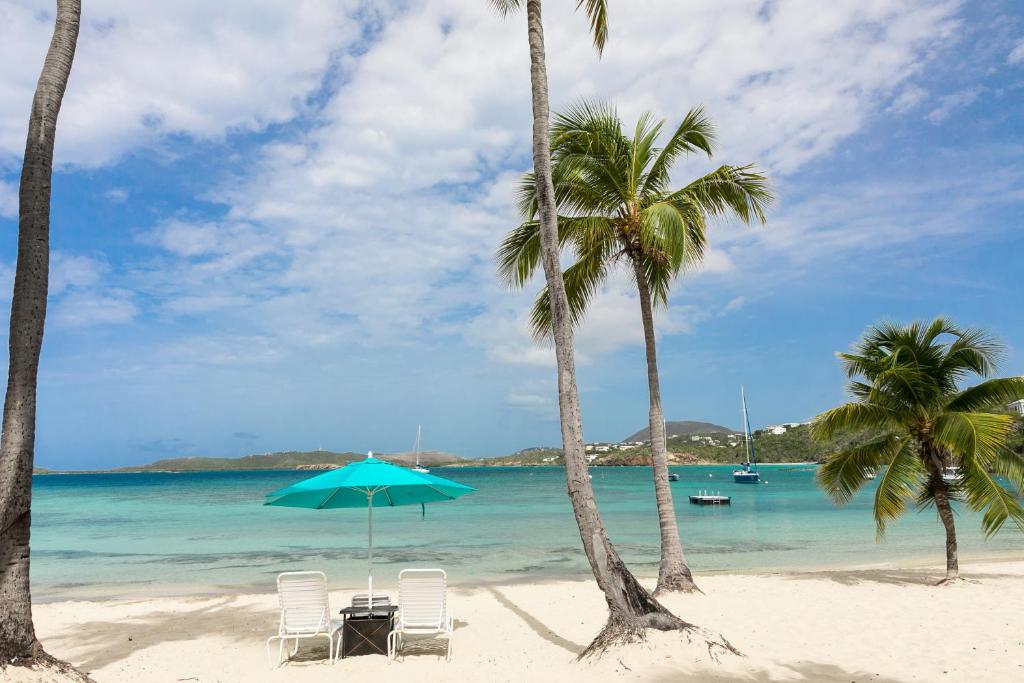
[1,0,1022,468]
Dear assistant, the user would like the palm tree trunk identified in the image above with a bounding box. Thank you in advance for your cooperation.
[521,1,734,657]
[924,446,959,582]
[631,258,698,594]
[0,0,80,665]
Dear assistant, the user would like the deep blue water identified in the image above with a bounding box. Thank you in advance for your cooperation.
[30,466,1024,598]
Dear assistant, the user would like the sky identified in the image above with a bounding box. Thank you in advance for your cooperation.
[0,0,1022,469]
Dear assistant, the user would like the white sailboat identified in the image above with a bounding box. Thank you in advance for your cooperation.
[733,386,761,484]
[411,425,429,473]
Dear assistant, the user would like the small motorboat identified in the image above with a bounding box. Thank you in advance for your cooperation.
[668,473,680,482]
[941,466,962,484]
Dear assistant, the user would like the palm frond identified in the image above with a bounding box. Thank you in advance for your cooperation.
[959,457,1024,536]
[528,240,610,339]
[496,215,613,289]
[489,0,521,16]
[664,164,773,226]
[933,411,1015,469]
[817,433,900,505]
[575,0,609,54]
[641,106,716,197]
[940,327,1005,379]
[945,376,1024,413]
[872,441,924,536]
[993,448,1024,495]
[810,403,898,441]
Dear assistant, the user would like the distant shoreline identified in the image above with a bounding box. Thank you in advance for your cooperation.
[33,462,819,475]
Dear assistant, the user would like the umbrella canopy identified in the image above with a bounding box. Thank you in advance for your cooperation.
[264,454,475,604]
[264,455,475,509]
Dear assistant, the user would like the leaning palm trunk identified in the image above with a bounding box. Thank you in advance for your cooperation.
[522,1,730,657]
[0,0,81,667]
[924,446,959,581]
[632,259,698,594]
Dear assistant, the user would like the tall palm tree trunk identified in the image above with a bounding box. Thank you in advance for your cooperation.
[0,0,80,664]
[523,0,705,655]
[631,258,698,594]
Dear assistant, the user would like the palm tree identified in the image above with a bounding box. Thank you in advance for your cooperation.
[489,2,738,655]
[497,101,772,593]
[812,318,1024,583]
[0,0,81,666]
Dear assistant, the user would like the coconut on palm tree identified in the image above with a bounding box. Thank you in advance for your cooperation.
[812,318,1024,583]
[497,101,773,593]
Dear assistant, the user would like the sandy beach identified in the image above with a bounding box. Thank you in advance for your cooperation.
[8,559,1022,682]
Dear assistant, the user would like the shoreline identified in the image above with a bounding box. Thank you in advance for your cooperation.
[31,549,1024,604]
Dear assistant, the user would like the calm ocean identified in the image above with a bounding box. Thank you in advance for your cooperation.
[31,465,1024,599]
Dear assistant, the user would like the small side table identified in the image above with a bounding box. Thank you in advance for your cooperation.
[338,605,399,658]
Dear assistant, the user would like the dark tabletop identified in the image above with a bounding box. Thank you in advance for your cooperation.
[339,605,398,617]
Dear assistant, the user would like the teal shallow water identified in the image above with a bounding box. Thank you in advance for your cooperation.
[31,466,1024,599]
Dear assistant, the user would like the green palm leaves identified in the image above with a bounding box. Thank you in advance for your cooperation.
[813,318,1024,537]
[496,101,773,338]
[490,1,609,52]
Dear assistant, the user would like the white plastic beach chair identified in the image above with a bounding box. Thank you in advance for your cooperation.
[387,568,454,661]
[266,571,343,667]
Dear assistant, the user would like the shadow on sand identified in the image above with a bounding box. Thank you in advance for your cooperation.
[782,567,1014,587]
[486,586,585,655]
[655,661,908,682]
[42,597,276,674]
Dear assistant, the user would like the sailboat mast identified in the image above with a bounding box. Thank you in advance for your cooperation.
[741,386,752,466]
[414,425,422,467]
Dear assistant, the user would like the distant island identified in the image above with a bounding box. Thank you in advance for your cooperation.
[35,415,1021,473]
[33,449,462,474]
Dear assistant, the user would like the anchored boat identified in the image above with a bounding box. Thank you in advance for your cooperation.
[411,425,429,473]
[733,386,761,484]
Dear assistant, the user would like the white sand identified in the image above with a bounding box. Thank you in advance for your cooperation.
[9,561,1024,682]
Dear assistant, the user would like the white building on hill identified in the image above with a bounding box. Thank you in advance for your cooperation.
[1009,399,1024,417]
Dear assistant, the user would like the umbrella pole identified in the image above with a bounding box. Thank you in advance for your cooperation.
[367,492,373,606]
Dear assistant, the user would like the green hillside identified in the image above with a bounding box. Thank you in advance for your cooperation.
[112,449,462,472]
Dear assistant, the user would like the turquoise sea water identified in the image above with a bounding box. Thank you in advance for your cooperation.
[31,466,1024,599]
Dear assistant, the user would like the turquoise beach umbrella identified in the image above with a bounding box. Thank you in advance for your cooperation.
[264,453,475,601]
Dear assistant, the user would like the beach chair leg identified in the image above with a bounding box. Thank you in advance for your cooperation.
[292,637,300,656]
[266,636,279,669]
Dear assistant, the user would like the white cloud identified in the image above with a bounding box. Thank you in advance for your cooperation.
[105,187,129,203]
[0,0,364,166]
[1009,39,1024,65]
[888,84,928,114]
[50,253,107,295]
[181,0,958,368]
[723,296,747,313]
[2,1,969,368]
[926,87,981,123]
[51,290,137,328]
[505,392,551,408]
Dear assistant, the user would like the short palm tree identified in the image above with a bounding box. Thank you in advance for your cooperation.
[812,318,1024,583]
[497,101,773,593]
